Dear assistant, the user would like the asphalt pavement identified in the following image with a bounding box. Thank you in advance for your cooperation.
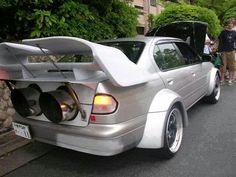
[2,84,236,177]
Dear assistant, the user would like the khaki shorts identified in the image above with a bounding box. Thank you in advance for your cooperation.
[220,51,236,72]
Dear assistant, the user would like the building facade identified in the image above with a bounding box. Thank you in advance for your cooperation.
[132,0,163,35]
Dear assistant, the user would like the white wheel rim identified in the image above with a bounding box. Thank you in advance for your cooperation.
[214,76,220,101]
[166,108,183,153]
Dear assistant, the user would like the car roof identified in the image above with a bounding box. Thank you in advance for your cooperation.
[99,36,184,43]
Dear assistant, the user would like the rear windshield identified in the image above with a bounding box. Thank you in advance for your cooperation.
[100,41,145,63]
[28,54,93,63]
[28,41,145,64]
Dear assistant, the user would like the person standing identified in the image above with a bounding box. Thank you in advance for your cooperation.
[218,19,236,85]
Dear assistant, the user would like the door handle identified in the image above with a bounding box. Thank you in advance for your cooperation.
[166,78,174,85]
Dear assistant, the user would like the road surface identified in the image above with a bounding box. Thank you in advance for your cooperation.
[4,84,236,177]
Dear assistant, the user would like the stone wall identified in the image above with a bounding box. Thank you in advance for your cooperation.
[0,81,15,133]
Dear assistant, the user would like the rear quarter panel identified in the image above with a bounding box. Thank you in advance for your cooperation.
[93,76,166,124]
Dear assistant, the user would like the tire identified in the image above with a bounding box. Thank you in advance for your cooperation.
[203,74,220,104]
[161,105,183,159]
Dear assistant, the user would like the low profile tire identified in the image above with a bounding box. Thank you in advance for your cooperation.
[203,74,220,104]
[161,105,183,159]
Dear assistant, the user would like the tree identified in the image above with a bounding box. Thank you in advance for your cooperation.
[105,0,138,38]
[82,0,113,16]
[197,0,236,24]
[153,4,221,37]
[0,0,138,41]
[161,0,236,25]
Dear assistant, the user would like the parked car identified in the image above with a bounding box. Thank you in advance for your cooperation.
[0,22,220,158]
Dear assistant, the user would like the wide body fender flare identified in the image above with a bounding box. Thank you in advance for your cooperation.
[206,67,220,96]
[137,89,188,149]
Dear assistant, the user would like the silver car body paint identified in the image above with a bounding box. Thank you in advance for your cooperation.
[0,36,218,156]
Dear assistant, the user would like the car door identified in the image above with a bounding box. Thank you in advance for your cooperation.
[153,42,194,108]
[174,42,209,104]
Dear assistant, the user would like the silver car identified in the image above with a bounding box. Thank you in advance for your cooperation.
[0,21,220,158]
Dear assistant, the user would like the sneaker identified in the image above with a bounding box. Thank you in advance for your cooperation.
[228,80,233,85]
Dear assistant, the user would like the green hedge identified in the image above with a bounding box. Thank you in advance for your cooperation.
[154,4,221,38]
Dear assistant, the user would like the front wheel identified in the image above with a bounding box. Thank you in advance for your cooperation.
[161,106,183,159]
[203,74,220,104]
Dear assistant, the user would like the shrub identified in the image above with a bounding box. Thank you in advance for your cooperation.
[154,4,221,38]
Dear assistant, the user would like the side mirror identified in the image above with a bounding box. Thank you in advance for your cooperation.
[202,54,212,62]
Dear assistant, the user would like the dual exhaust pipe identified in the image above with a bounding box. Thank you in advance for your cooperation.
[11,84,79,123]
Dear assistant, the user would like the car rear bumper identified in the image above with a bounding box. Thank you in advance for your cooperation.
[13,115,146,156]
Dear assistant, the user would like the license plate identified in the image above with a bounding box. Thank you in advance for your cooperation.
[12,122,32,139]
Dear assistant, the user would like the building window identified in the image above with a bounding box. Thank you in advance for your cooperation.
[150,0,156,7]
[134,5,144,10]
[136,27,145,35]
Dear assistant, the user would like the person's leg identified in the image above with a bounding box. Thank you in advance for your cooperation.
[220,53,227,82]
[228,51,236,81]
[233,71,236,81]
[227,51,235,85]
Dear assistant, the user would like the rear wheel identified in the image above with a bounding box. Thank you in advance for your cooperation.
[203,74,220,104]
[161,106,183,159]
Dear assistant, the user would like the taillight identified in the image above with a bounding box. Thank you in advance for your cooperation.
[92,94,118,114]
[11,84,42,117]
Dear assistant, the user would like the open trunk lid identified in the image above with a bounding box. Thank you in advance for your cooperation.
[146,21,208,56]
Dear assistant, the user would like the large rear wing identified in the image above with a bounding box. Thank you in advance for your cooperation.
[0,36,153,87]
